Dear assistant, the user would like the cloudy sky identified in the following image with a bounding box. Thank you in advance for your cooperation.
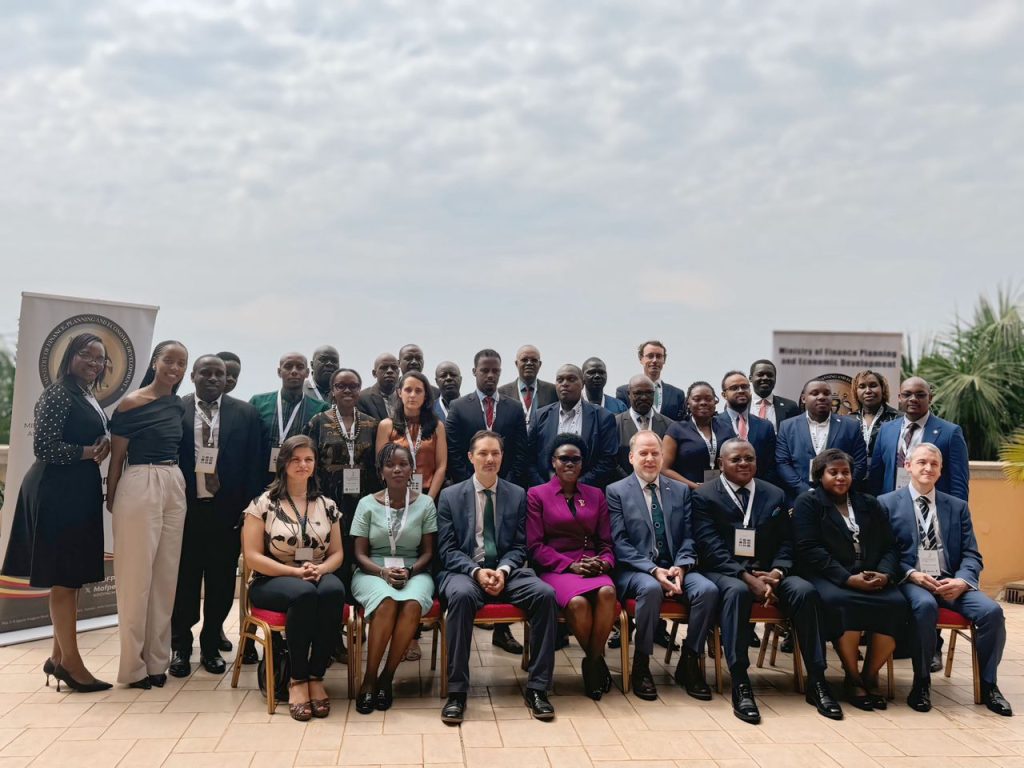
[2,1,1022,399]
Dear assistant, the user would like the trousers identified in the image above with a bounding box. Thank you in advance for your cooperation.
[615,569,719,657]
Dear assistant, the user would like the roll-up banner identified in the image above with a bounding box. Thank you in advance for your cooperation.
[0,293,158,639]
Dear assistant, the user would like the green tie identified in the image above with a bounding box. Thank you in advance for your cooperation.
[482,489,498,568]
[647,482,671,567]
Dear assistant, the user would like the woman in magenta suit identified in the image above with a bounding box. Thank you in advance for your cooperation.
[527,433,617,699]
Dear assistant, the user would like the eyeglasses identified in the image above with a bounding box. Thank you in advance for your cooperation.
[75,350,108,366]
[899,391,929,399]
[554,455,583,465]
[333,382,360,392]
[725,384,751,393]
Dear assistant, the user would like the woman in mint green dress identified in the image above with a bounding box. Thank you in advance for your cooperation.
[351,443,437,714]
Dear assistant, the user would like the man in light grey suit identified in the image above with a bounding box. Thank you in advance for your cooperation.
[614,375,673,478]
[606,430,718,701]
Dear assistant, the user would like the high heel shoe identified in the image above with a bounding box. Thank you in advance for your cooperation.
[43,658,56,687]
[53,665,113,693]
[308,676,330,718]
[581,658,602,701]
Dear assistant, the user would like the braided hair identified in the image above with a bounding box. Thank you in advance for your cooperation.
[139,339,188,394]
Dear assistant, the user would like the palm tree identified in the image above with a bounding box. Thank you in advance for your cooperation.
[0,343,14,446]
[1000,429,1024,484]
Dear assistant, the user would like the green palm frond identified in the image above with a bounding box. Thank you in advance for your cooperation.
[999,429,1024,485]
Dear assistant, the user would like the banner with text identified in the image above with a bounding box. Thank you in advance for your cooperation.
[0,293,158,634]
[772,330,903,415]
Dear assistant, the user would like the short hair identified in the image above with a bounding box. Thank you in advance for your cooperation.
[629,429,664,451]
[266,435,323,501]
[686,380,715,399]
[720,370,747,390]
[802,377,830,394]
[851,369,891,409]
[719,437,755,457]
[330,367,362,388]
[375,441,415,476]
[469,429,504,452]
[56,332,107,390]
[908,442,943,464]
[748,359,776,376]
[637,340,667,357]
[473,349,501,366]
[549,432,588,462]
[217,351,241,364]
[810,448,853,484]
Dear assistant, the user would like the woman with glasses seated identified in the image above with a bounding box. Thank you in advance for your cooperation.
[526,433,616,700]
[793,448,906,711]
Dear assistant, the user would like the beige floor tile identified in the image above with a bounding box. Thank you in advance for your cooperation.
[879,729,983,757]
[0,701,92,728]
[114,737,177,766]
[218,721,307,752]
[817,742,884,768]
[163,689,248,713]
[175,737,221,752]
[692,732,750,760]
[385,709,456,735]
[567,717,621,747]
[302,720,346,751]
[250,751,298,767]
[545,745,593,768]
[464,746,549,768]
[583,743,629,761]
[59,725,109,740]
[742,743,842,768]
[104,712,195,740]
[339,734,423,765]
[423,733,463,763]
[636,706,722,732]
[162,753,254,767]
[459,721,501,747]
[297,749,340,765]
[424,763,465,768]
[0,728,64,758]
[496,719,581,747]
[30,738,134,767]
[588,761,676,768]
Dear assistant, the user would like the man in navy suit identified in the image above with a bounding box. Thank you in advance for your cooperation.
[529,364,619,488]
[615,340,687,421]
[693,439,842,723]
[436,430,557,723]
[714,371,778,484]
[606,430,718,701]
[776,379,867,502]
[870,376,970,501]
[433,361,462,421]
[581,357,627,413]
[748,360,800,431]
[878,443,1011,716]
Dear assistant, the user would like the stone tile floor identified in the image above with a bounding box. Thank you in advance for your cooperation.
[0,601,1022,767]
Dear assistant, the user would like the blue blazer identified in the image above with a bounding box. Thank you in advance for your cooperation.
[528,400,619,488]
[592,394,628,414]
[606,473,697,574]
[776,414,866,500]
[616,380,686,422]
[713,411,778,484]
[436,477,527,583]
[869,414,970,501]
[877,487,982,590]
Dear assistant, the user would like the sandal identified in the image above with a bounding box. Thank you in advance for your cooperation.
[309,676,330,718]
[402,638,422,662]
[287,680,313,721]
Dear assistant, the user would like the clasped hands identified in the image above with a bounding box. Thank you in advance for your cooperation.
[381,566,410,590]
[907,570,969,600]
[846,570,890,592]
[743,569,782,605]
[475,567,507,597]
[569,556,608,577]
[652,565,685,596]
[297,562,322,583]
[85,436,110,464]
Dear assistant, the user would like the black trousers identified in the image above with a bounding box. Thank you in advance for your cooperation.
[249,573,346,680]
[170,503,240,657]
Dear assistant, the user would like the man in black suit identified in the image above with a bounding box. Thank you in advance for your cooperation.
[693,439,842,723]
[433,361,462,421]
[170,355,266,677]
[615,340,687,421]
[399,343,441,399]
[216,351,241,395]
[497,344,557,432]
[437,430,557,723]
[748,360,800,431]
[613,375,673,477]
[303,345,339,403]
[357,352,400,420]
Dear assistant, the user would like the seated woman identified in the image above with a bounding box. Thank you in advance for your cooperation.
[526,433,616,700]
[793,448,906,711]
[350,443,437,714]
[663,381,733,488]
[242,435,345,721]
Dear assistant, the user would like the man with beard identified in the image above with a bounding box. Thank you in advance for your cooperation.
[357,352,400,421]
[714,371,778,484]
[303,345,339,403]
[581,357,627,413]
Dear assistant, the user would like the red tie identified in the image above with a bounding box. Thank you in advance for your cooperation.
[758,400,768,419]
[484,396,495,429]
[738,413,748,440]
[523,385,533,412]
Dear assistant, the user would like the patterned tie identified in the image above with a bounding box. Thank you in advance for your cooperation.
[523,385,533,412]
[654,383,663,412]
[917,496,938,550]
[647,483,671,567]
[758,399,768,419]
[897,422,920,467]
[483,396,495,429]
[198,400,220,494]
[738,412,749,440]
[639,414,649,430]
[482,489,498,568]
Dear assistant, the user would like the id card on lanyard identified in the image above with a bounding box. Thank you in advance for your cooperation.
[384,487,411,569]
[271,392,302,472]
[694,419,719,484]
[406,426,424,493]
[915,499,941,577]
[196,401,220,475]
[334,407,361,494]
[722,479,756,557]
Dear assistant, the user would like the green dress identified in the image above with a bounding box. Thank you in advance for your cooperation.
[350,493,437,616]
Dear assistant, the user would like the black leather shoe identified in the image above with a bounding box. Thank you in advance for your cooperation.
[355,690,376,715]
[654,623,680,651]
[806,678,843,720]
[780,629,794,654]
[632,657,658,701]
[441,694,466,724]
[219,630,233,653]
[200,654,227,675]
[128,678,152,690]
[731,681,761,724]
[929,650,943,674]
[241,640,259,665]
[675,648,712,701]
[982,683,1013,717]
[148,673,167,688]
[168,651,191,678]
[907,680,932,712]
[524,688,555,720]
[492,625,523,655]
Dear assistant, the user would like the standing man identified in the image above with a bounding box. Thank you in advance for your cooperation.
[497,344,557,432]
[615,341,686,421]
[606,431,718,701]
[436,430,557,723]
[529,364,619,489]
[714,371,777,483]
[776,379,867,502]
[581,357,627,413]
[303,345,339,403]
[433,361,462,421]
[216,351,241,396]
[693,439,842,723]
[878,443,1011,716]
[171,355,265,677]
[399,343,441,399]
[870,376,970,501]
[614,375,672,477]
[357,352,400,421]
[748,360,800,431]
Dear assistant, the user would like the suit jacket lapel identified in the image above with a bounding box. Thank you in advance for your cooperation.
[462,481,478,555]
[657,478,675,553]
[826,416,840,448]
[581,403,593,445]
[936,494,956,565]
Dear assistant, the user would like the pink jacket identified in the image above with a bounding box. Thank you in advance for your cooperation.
[527,478,615,574]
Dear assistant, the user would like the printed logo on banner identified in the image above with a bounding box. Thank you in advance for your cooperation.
[819,373,854,415]
[37,314,137,408]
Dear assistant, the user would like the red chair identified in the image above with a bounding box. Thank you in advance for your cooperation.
[622,598,721,694]
[348,599,442,700]
[439,603,528,697]
[937,608,981,704]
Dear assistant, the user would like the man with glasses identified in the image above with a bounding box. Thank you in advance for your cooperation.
[714,371,778,483]
[614,375,673,477]
[498,345,557,432]
[615,341,687,421]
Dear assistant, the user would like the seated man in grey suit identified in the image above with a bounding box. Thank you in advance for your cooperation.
[878,443,1011,716]
[614,375,673,478]
[436,430,557,724]
[606,430,718,701]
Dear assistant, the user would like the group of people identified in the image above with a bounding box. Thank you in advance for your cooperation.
[2,336,1012,728]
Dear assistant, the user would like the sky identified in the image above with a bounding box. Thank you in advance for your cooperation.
[1,1,1022,400]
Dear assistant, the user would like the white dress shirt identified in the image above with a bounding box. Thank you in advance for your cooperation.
[750,395,777,429]
[194,394,222,499]
[471,475,511,575]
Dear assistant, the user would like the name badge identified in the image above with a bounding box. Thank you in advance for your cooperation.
[918,548,941,577]
[384,557,405,569]
[703,469,721,484]
[734,527,756,558]
[409,473,424,493]
[343,467,361,495]
[896,467,912,490]
[294,547,314,562]
[196,446,219,474]
[268,446,281,472]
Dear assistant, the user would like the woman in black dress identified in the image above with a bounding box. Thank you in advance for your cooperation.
[793,448,906,710]
[1,333,113,692]
[662,381,733,488]
[850,370,900,463]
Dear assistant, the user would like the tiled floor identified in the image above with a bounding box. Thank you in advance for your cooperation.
[1,601,1022,767]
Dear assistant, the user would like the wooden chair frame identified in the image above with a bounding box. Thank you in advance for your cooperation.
[938,619,981,704]
[620,601,721,694]
[439,606,529,697]
[349,600,443,699]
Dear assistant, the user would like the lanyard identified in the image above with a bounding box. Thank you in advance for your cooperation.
[196,398,221,447]
[404,424,423,471]
[721,477,755,526]
[915,496,935,539]
[333,406,359,467]
[306,375,326,402]
[82,390,109,436]
[478,392,498,429]
[692,418,717,469]
[383,486,412,556]
[276,391,302,445]
[283,493,310,545]
[519,385,533,423]
[840,501,860,552]
[807,415,830,454]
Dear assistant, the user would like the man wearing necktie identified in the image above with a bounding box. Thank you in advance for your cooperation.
[878,443,1011,716]
[436,431,558,724]
[497,344,558,431]
[614,340,687,421]
[748,360,800,431]
[614,375,673,478]
[714,371,778,484]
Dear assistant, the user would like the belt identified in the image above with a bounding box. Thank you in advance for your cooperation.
[128,459,179,466]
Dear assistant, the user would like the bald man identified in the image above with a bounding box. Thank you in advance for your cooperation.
[303,345,339,402]
[497,344,557,431]
[357,352,400,421]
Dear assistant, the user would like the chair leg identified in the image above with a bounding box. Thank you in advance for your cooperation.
[944,627,958,678]
[791,627,804,694]
[521,621,530,672]
[440,616,449,698]
[346,609,356,700]
[620,611,631,694]
[430,623,439,672]
[714,624,724,694]
[968,627,981,705]
[769,625,781,667]
[756,623,772,668]
[231,618,249,688]
[886,652,895,701]
[264,628,276,715]
[664,619,680,665]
